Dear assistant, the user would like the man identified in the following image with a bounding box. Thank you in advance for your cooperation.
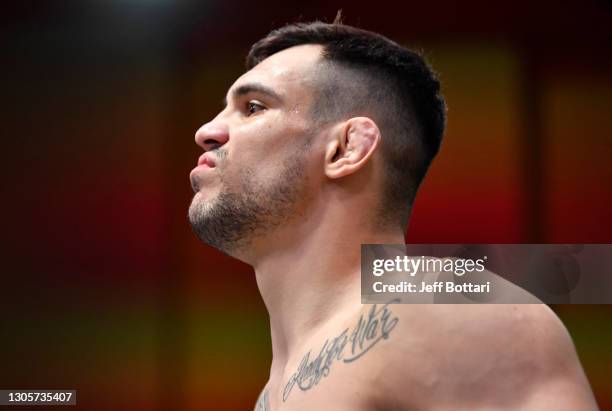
[188,17,598,411]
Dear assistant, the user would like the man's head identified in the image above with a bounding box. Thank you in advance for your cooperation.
[189,18,446,259]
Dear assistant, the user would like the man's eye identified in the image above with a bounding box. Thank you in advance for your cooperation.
[246,101,265,116]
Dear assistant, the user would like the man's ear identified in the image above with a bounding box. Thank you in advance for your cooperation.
[324,117,381,179]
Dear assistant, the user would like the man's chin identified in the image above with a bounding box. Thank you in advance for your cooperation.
[188,194,216,223]
[190,187,222,208]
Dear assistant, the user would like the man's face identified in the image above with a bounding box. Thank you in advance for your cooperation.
[188,44,324,256]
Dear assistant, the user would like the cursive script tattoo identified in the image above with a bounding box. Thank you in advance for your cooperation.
[283,300,399,401]
[254,388,270,411]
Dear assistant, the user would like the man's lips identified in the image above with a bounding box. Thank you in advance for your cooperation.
[190,154,217,192]
[197,153,216,168]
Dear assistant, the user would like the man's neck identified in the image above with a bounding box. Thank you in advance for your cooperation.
[251,219,405,372]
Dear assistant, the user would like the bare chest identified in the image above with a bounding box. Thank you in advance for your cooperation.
[259,362,386,411]
[256,303,401,411]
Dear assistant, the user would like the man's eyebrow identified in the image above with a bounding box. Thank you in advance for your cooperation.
[222,83,283,108]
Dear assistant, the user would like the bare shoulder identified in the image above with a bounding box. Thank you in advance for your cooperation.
[368,302,599,411]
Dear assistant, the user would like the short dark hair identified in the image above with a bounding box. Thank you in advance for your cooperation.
[246,16,446,227]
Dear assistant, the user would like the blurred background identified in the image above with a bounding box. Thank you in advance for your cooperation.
[1,1,610,410]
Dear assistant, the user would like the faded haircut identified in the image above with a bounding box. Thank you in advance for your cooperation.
[246,13,446,228]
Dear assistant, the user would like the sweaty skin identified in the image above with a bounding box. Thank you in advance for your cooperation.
[189,44,598,411]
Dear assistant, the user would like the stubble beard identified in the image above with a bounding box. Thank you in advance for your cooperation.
[188,148,308,257]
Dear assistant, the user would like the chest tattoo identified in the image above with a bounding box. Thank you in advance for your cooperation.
[254,388,270,411]
[282,300,399,401]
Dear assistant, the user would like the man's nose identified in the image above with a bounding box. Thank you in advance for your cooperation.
[194,121,229,151]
